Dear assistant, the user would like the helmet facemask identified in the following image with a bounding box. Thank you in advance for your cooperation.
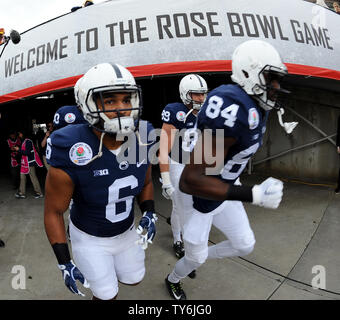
[184,90,208,110]
[252,65,290,111]
[85,85,142,135]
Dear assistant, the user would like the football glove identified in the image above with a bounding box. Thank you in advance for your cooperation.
[58,260,90,296]
[160,171,175,200]
[136,211,158,250]
[252,177,283,209]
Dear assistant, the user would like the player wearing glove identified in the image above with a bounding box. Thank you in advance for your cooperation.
[136,208,158,250]
[159,74,208,265]
[44,63,157,300]
[165,40,292,301]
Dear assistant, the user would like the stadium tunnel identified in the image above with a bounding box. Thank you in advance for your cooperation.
[1,72,340,187]
[1,0,340,185]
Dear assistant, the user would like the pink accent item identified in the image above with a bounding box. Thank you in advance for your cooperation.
[7,138,21,167]
[20,139,43,174]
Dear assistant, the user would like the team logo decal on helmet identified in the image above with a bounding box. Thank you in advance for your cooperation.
[231,40,289,111]
[65,113,76,124]
[75,63,142,134]
[179,74,208,111]
[69,142,93,166]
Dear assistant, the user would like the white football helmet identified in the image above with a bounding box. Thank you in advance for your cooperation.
[179,74,208,110]
[76,63,142,134]
[231,40,289,111]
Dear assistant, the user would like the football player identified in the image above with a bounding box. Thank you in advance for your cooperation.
[159,74,207,276]
[165,40,288,300]
[44,63,157,300]
[52,105,87,130]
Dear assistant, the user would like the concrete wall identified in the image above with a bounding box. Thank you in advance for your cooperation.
[253,86,340,184]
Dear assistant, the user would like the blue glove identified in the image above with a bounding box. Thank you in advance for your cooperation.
[58,260,90,296]
[136,211,158,249]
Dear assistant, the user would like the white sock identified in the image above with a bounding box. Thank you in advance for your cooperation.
[168,256,202,283]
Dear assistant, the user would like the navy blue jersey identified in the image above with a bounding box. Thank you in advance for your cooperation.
[53,105,87,130]
[194,84,269,213]
[46,121,156,237]
[161,102,197,164]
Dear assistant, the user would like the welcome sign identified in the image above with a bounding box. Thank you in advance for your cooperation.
[0,0,339,103]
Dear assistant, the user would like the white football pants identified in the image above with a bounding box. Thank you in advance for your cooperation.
[69,221,145,300]
[169,161,194,243]
[169,200,255,282]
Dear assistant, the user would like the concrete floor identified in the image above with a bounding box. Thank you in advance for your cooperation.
[0,170,339,300]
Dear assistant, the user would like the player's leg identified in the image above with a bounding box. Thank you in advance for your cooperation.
[208,201,255,259]
[114,226,146,286]
[165,210,213,300]
[169,162,194,258]
[169,163,185,245]
[69,221,119,300]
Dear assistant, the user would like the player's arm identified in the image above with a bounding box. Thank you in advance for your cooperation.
[179,131,238,201]
[137,164,154,205]
[180,132,283,209]
[136,164,157,247]
[44,166,89,295]
[44,167,73,260]
[159,123,176,172]
[158,123,177,199]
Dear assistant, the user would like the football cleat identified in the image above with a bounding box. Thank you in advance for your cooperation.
[188,270,196,279]
[165,275,186,300]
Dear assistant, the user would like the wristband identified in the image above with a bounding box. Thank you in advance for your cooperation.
[52,243,71,265]
[225,185,253,202]
[139,200,155,213]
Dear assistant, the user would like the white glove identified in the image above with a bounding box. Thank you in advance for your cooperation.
[160,171,175,200]
[252,177,283,209]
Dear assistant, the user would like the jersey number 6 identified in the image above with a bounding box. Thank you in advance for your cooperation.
[106,175,138,223]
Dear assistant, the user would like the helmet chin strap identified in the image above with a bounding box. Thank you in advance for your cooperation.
[276,108,298,134]
[87,131,105,164]
[135,130,152,146]
[183,107,195,123]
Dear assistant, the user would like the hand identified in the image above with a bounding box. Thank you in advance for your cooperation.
[337,146,340,154]
[162,183,175,200]
[58,260,90,296]
[160,171,174,200]
[136,211,158,250]
[252,177,283,209]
